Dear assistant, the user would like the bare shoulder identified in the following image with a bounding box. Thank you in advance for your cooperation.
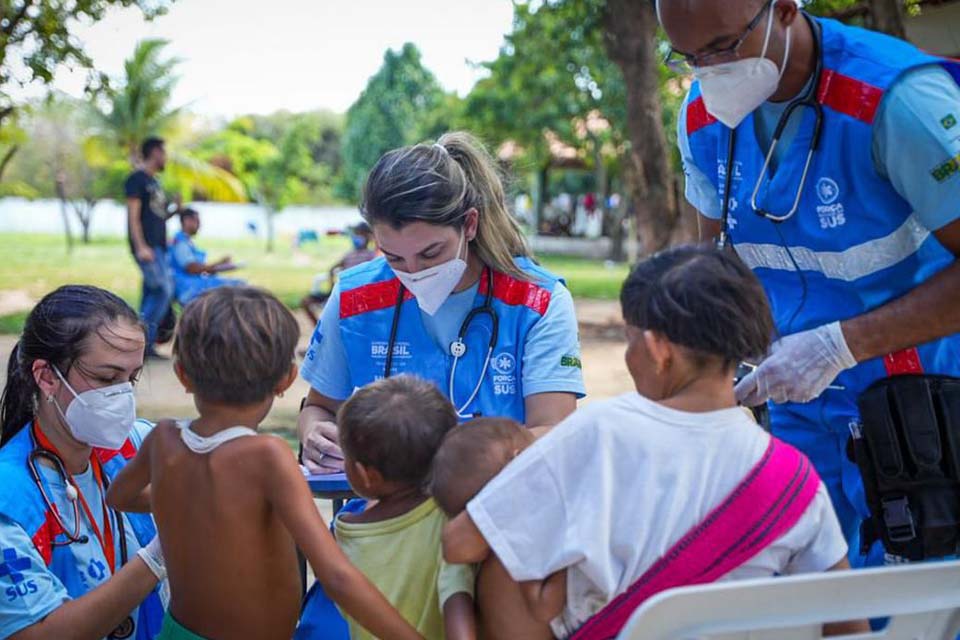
[222,433,298,468]
[142,419,182,452]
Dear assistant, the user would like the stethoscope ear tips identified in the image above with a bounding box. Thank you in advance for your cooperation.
[66,484,79,502]
[449,341,467,358]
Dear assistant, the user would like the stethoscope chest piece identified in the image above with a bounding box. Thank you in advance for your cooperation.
[449,340,467,358]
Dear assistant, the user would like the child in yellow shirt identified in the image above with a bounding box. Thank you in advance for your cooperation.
[335,375,476,640]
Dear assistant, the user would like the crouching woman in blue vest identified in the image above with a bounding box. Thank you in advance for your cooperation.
[0,285,166,640]
[297,131,586,473]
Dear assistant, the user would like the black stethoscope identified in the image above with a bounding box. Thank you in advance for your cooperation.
[27,432,129,564]
[718,14,825,249]
[385,267,499,418]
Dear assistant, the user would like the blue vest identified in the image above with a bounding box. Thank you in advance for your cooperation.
[683,17,960,394]
[0,423,164,640]
[337,256,562,423]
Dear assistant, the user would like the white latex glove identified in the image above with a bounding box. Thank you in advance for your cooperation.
[735,321,857,406]
[137,535,166,582]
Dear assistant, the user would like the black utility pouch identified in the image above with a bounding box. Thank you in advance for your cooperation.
[851,374,960,561]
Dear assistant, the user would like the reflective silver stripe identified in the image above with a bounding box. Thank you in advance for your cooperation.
[734,214,930,282]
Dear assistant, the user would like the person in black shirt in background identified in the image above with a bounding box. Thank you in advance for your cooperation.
[125,137,179,359]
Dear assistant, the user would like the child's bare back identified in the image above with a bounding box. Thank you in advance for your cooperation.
[107,287,422,640]
[149,420,301,639]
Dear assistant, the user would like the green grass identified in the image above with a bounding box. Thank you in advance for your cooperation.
[0,311,28,334]
[0,233,627,333]
[539,255,628,300]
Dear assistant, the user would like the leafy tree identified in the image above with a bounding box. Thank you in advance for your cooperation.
[255,118,323,252]
[463,0,689,254]
[0,113,26,183]
[0,1,170,155]
[94,38,180,164]
[807,0,923,36]
[2,94,126,245]
[193,112,346,250]
[463,0,628,244]
[93,38,245,201]
[337,43,445,201]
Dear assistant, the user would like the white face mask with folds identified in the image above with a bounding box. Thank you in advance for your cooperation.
[392,229,468,316]
[51,366,136,450]
[693,0,792,129]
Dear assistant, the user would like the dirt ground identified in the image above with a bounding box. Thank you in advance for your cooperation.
[0,301,634,442]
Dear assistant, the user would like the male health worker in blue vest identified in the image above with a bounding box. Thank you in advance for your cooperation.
[661,0,960,565]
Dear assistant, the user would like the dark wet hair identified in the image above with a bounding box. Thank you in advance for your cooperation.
[174,286,299,405]
[620,245,774,369]
[338,375,457,487]
[360,131,531,280]
[141,136,165,160]
[428,417,535,516]
[1,285,142,445]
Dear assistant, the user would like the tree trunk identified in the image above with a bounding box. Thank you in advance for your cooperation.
[266,209,276,253]
[669,176,699,245]
[74,200,97,244]
[602,0,677,256]
[55,175,74,253]
[0,145,18,183]
[868,0,907,38]
[608,195,628,263]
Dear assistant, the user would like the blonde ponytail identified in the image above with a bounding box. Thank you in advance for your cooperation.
[361,131,532,281]
[437,132,531,280]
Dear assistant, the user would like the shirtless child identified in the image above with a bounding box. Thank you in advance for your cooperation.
[107,286,421,640]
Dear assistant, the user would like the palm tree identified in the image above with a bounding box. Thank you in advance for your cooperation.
[98,39,180,165]
[96,39,246,202]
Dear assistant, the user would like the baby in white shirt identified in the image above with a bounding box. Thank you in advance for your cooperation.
[432,245,866,640]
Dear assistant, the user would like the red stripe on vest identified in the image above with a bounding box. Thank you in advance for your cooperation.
[884,347,925,376]
[480,271,552,316]
[340,278,414,319]
[94,438,137,464]
[817,69,883,124]
[31,509,64,566]
[686,97,716,135]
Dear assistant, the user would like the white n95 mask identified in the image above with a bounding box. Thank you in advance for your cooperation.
[693,0,792,129]
[52,367,136,450]
[393,230,468,316]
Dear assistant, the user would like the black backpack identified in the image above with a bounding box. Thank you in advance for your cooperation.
[851,375,960,561]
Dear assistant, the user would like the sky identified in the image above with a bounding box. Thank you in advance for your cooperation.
[14,0,515,119]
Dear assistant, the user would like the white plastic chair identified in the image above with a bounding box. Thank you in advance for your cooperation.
[617,560,960,639]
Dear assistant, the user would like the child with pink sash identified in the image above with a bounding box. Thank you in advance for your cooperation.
[434,246,861,639]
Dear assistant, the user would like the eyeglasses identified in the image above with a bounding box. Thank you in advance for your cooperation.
[663,2,772,74]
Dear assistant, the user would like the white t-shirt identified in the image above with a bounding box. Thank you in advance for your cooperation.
[467,392,848,638]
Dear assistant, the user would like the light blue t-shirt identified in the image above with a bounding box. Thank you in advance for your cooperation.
[0,422,153,639]
[300,280,586,405]
[679,64,960,233]
[170,234,201,271]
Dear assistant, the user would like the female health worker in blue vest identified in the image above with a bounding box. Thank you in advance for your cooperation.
[660,0,960,565]
[0,286,167,640]
[298,131,586,473]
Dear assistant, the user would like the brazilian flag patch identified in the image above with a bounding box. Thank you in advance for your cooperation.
[560,355,582,369]
[942,113,957,130]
